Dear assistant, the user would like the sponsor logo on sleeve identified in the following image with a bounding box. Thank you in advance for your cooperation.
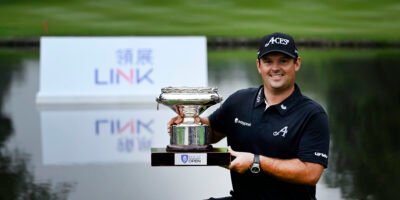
[314,152,328,159]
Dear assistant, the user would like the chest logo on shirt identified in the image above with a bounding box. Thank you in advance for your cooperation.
[273,126,288,137]
[234,117,252,127]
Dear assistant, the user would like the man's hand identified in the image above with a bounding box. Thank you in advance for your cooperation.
[228,146,254,174]
[167,116,183,135]
[167,116,202,135]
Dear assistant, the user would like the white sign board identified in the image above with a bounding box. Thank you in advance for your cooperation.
[37,37,207,104]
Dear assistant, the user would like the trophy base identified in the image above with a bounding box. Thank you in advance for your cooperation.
[166,144,213,152]
[151,147,231,166]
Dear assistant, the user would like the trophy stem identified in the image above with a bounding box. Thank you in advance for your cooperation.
[182,117,196,124]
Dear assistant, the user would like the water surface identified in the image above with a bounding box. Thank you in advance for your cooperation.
[1,49,399,200]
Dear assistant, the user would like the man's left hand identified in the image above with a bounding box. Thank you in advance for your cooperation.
[228,146,254,174]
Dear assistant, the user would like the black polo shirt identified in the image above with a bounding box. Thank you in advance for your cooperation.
[208,84,330,200]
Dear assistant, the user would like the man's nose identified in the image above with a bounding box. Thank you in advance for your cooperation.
[270,62,281,70]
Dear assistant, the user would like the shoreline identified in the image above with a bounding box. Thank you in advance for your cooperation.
[1,37,400,50]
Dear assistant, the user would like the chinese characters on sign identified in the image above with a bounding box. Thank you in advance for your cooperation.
[95,48,154,85]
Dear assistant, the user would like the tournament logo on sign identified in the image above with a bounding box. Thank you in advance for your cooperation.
[181,154,189,164]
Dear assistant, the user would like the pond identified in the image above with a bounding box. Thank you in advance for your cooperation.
[0,48,399,200]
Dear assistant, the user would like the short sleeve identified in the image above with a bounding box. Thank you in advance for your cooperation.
[297,111,330,168]
[208,93,236,135]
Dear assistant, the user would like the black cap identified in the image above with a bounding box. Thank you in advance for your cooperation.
[257,32,298,59]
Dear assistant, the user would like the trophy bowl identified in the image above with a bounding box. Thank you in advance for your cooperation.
[156,87,223,152]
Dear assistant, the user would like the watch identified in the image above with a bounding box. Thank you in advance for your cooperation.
[250,154,261,174]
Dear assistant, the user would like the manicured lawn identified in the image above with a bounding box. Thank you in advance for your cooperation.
[0,0,400,41]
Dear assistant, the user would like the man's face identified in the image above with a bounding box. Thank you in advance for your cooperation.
[256,52,301,93]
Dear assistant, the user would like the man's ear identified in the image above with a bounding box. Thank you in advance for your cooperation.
[256,59,261,74]
[295,57,301,72]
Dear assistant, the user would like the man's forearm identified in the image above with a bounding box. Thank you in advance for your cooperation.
[259,156,324,186]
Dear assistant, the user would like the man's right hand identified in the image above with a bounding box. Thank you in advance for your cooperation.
[167,115,204,135]
[167,116,184,135]
[167,116,225,144]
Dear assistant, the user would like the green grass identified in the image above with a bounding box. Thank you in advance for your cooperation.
[1,0,400,41]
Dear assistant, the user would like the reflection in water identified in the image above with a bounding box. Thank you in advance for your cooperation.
[39,105,170,165]
[321,54,400,200]
[0,52,73,200]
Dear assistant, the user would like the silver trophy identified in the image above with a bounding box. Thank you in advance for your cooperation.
[156,86,223,152]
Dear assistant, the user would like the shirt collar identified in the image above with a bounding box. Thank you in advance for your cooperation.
[254,84,303,115]
[254,85,265,108]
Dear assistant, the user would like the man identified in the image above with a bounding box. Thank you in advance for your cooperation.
[169,32,330,200]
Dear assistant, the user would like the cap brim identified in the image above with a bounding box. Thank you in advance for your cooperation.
[258,50,296,59]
